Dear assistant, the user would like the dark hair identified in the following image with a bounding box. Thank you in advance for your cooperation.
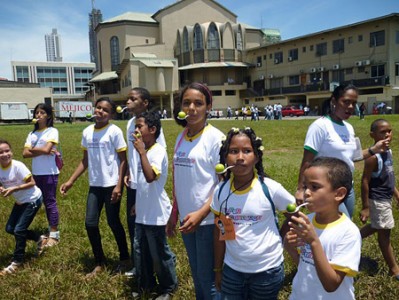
[322,84,359,115]
[0,139,11,149]
[95,97,116,114]
[306,157,352,202]
[137,111,161,139]
[33,103,54,132]
[370,118,389,133]
[219,127,267,181]
[131,87,152,110]
[173,82,213,127]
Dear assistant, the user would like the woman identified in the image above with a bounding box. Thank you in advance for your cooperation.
[167,82,224,300]
[296,84,389,218]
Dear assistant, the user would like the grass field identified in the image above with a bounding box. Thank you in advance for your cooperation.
[1,115,399,299]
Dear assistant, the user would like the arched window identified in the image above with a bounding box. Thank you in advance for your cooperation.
[183,28,189,53]
[207,23,220,49]
[110,36,119,71]
[193,24,203,50]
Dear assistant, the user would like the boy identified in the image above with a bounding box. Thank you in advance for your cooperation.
[285,157,361,299]
[124,87,166,277]
[132,112,177,299]
[359,119,399,279]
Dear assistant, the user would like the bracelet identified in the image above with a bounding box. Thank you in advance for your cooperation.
[213,267,223,272]
[368,147,375,156]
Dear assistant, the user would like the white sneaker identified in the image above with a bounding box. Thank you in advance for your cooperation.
[0,262,21,276]
[125,267,136,277]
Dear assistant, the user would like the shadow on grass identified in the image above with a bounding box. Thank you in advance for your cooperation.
[359,256,379,276]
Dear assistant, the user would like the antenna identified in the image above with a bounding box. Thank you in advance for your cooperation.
[91,0,95,9]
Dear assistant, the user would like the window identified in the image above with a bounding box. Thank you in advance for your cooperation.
[395,63,399,76]
[316,42,327,56]
[289,75,299,85]
[212,90,222,96]
[302,46,306,53]
[396,31,399,44]
[288,48,298,61]
[274,51,283,63]
[348,36,353,44]
[207,23,220,49]
[263,55,266,60]
[269,53,273,59]
[370,30,385,47]
[236,28,243,50]
[183,29,189,52]
[256,56,262,67]
[193,24,203,50]
[310,45,314,51]
[346,68,353,75]
[371,64,385,77]
[332,39,344,54]
[358,35,363,42]
[225,90,236,96]
[110,36,119,71]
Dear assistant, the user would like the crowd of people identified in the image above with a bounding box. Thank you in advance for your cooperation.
[0,83,398,300]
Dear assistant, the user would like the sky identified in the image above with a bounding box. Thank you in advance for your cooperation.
[0,0,397,80]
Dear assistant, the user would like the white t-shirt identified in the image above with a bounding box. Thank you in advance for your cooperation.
[0,160,42,204]
[210,176,295,273]
[304,116,356,172]
[173,124,224,225]
[126,116,166,189]
[81,123,127,187]
[290,213,361,300]
[24,127,59,175]
[135,143,171,225]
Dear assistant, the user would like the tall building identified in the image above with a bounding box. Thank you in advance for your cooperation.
[89,0,103,68]
[45,28,63,62]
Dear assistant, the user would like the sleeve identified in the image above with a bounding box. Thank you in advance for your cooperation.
[17,161,32,182]
[303,119,325,155]
[210,183,222,215]
[265,178,295,211]
[209,131,225,166]
[81,128,88,150]
[24,132,33,148]
[329,225,361,276]
[157,128,167,149]
[47,128,59,145]
[112,126,127,152]
[150,146,166,180]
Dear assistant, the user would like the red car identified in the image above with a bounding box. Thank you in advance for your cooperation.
[282,106,304,117]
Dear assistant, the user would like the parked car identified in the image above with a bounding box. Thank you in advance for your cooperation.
[282,106,304,117]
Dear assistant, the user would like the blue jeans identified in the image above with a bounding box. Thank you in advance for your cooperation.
[126,187,136,264]
[221,263,284,300]
[85,186,129,265]
[134,224,178,293]
[339,187,355,218]
[182,224,219,300]
[5,196,42,263]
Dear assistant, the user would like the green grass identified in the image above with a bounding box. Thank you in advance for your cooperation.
[1,115,399,299]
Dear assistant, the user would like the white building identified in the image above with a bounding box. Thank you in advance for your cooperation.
[45,28,63,62]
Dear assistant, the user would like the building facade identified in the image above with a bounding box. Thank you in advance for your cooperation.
[89,3,103,68]
[11,61,95,102]
[45,28,63,62]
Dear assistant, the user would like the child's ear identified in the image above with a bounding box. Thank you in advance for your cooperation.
[334,187,347,203]
[149,126,157,135]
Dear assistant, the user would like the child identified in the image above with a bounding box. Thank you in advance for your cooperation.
[131,111,177,298]
[23,103,61,247]
[286,157,361,300]
[211,127,295,300]
[0,139,46,276]
[360,119,399,279]
[124,87,167,277]
[167,82,225,299]
[60,97,129,278]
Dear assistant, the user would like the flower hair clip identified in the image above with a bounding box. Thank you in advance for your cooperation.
[244,126,251,131]
[231,127,239,133]
[256,137,262,141]
[258,145,265,151]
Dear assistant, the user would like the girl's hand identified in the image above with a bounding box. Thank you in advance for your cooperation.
[1,187,16,197]
[179,210,203,234]
[288,212,318,245]
[130,205,136,216]
[111,186,122,204]
[60,182,73,196]
[123,175,130,187]
[215,271,222,292]
[360,208,369,224]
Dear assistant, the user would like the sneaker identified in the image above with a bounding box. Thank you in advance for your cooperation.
[45,237,59,248]
[112,259,130,275]
[124,267,136,277]
[131,292,141,300]
[36,235,47,256]
[85,265,103,279]
[0,262,21,276]
[155,293,172,300]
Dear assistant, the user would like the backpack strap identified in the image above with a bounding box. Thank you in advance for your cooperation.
[259,177,279,229]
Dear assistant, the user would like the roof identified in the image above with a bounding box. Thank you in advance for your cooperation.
[138,59,175,68]
[89,71,118,82]
[102,12,157,24]
[178,61,251,70]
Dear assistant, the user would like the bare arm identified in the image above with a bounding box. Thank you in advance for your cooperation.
[110,150,127,203]
[360,156,377,223]
[361,138,390,160]
[1,175,36,197]
[59,151,88,195]
[134,139,156,183]
[295,149,315,204]
[23,141,55,158]
[213,222,226,291]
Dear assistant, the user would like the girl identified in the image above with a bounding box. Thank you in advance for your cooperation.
[23,103,60,247]
[60,97,129,278]
[296,84,389,218]
[167,82,224,299]
[210,127,295,300]
[0,139,46,276]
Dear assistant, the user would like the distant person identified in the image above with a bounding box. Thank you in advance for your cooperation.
[304,105,310,116]
[0,139,46,276]
[60,97,129,278]
[359,103,366,120]
[23,103,61,247]
[68,111,73,124]
[167,82,225,299]
[286,157,361,300]
[132,112,177,299]
[296,84,390,218]
[162,108,167,119]
[360,119,399,279]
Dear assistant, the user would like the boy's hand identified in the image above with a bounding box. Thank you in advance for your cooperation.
[360,208,369,224]
[288,212,318,245]
[1,187,16,197]
[132,132,145,154]
[60,182,73,196]
[179,211,203,234]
